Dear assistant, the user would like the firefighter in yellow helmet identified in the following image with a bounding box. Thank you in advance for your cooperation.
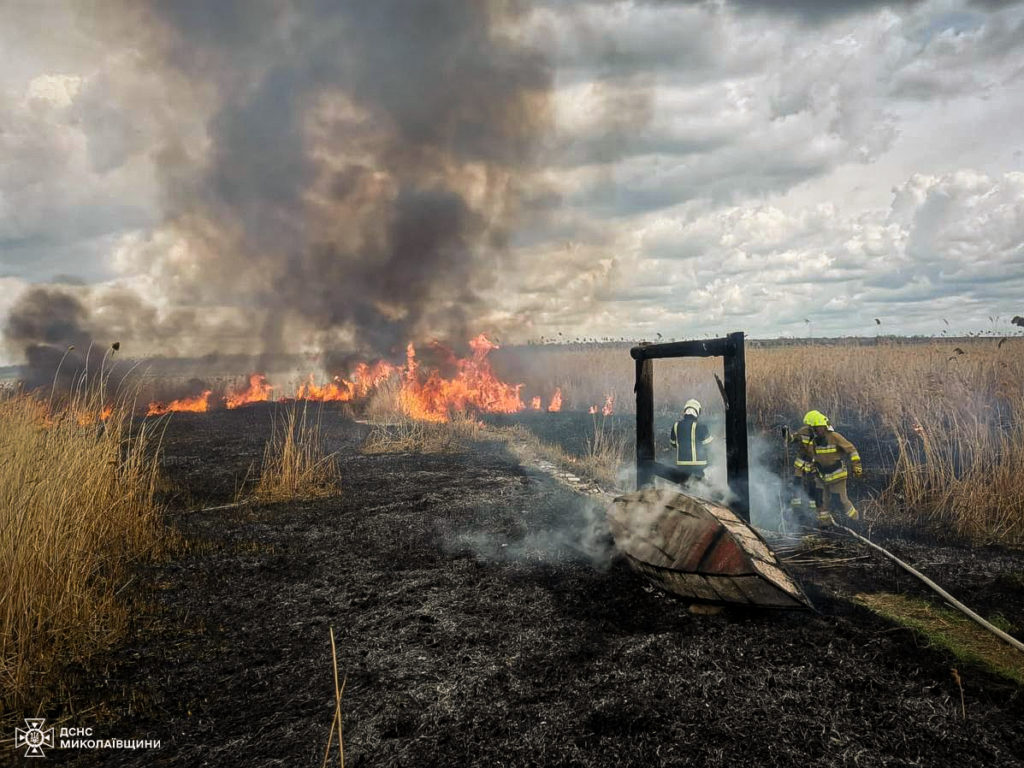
[785,412,820,517]
[789,410,862,525]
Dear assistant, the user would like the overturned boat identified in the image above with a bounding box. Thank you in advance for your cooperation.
[609,488,810,609]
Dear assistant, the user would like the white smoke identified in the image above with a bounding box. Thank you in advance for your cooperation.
[446,495,618,571]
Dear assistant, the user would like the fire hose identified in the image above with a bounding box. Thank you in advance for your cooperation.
[832,521,1024,655]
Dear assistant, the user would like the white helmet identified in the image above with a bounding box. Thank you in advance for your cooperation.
[683,398,702,417]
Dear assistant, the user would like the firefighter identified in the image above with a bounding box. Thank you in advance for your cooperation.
[669,399,713,478]
[784,413,820,517]
[798,410,862,525]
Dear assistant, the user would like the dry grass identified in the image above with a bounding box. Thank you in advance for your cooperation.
[252,403,339,502]
[578,412,631,488]
[0,380,164,713]
[362,410,484,455]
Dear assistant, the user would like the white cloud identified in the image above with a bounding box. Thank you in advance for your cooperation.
[3,0,1024,362]
[575,168,1024,339]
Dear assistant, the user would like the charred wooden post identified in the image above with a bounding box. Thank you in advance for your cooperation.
[629,332,751,523]
[635,346,654,490]
[723,331,750,522]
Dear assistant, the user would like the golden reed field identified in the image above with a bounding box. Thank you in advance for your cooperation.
[0,383,165,713]
[498,337,1024,546]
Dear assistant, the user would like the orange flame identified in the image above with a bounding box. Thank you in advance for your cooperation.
[72,404,115,425]
[225,373,274,409]
[398,334,525,422]
[295,374,356,402]
[352,360,399,398]
[147,390,212,416]
[547,388,562,412]
[139,334,568,421]
[602,394,614,416]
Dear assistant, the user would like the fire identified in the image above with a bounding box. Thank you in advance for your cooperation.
[295,374,355,402]
[351,361,399,398]
[142,334,566,421]
[147,390,212,416]
[398,334,525,422]
[589,394,615,416]
[225,373,274,409]
[73,404,114,425]
[548,388,562,412]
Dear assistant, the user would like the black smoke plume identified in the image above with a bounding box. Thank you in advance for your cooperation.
[84,0,553,370]
[3,287,98,391]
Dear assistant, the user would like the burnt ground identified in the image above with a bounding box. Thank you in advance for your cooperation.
[28,405,1024,767]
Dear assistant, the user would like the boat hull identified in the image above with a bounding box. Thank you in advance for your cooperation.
[608,488,810,609]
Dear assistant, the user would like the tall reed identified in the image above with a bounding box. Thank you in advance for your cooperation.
[1,377,164,712]
[252,403,339,502]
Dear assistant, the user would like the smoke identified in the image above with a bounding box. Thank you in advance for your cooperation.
[3,287,97,390]
[2,1,557,381]
[677,428,803,532]
[112,1,550,362]
[447,495,617,570]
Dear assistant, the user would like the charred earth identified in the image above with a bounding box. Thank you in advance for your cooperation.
[43,406,1024,767]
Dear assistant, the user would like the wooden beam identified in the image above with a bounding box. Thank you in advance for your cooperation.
[630,337,734,360]
[635,353,654,489]
[723,331,750,522]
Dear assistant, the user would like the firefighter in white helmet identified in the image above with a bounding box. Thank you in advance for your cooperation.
[669,399,713,478]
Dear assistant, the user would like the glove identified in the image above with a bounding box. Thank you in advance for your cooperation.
[853,463,863,478]
[846,507,859,521]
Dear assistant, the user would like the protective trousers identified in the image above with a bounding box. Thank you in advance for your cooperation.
[817,475,857,521]
[790,467,818,513]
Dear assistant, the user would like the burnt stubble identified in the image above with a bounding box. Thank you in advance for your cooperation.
[55,406,1024,767]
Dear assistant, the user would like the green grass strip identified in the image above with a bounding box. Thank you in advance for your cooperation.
[856,592,1024,686]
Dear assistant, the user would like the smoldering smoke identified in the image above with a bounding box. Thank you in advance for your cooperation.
[4,0,554,383]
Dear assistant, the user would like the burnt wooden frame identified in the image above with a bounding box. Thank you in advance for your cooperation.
[631,331,750,522]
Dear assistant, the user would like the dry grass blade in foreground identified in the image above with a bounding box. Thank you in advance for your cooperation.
[253,403,339,502]
[0,385,164,713]
[321,626,346,768]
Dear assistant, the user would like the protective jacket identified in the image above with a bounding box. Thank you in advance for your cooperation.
[808,429,861,484]
[789,425,817,475]
[669,415,713,468]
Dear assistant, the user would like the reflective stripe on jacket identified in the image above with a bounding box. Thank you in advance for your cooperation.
[669,415,712,467]
[811,429,860,471]
[819,465,848,484]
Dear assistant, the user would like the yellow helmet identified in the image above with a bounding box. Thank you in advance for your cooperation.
[803,410,829,427]
[683,399,702,417]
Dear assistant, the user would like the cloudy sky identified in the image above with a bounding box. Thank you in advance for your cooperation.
[2,0,1023,366]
